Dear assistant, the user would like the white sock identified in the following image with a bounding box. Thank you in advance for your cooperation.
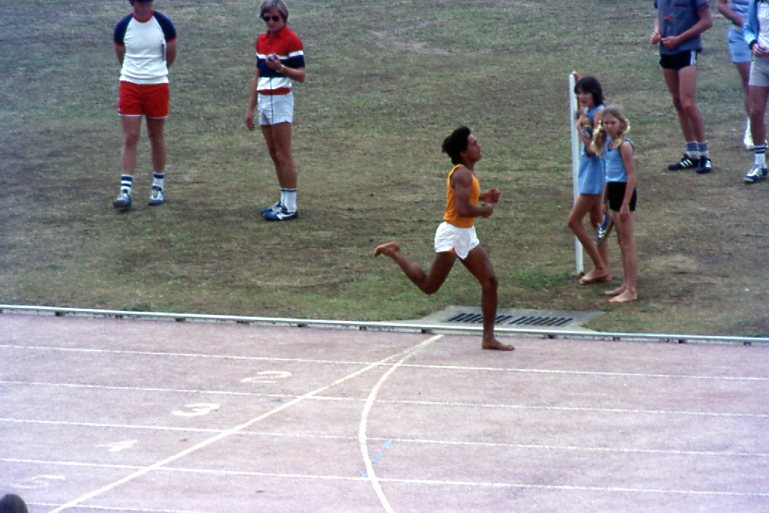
[152,172,165,190]
[281,188,297,212]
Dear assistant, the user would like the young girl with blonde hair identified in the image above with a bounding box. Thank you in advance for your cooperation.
[591,107,638,303]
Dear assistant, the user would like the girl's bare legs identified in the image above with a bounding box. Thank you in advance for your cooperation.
[567,194,611,284]
[605,210,638,303]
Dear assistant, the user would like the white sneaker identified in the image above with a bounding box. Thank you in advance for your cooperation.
[147,186,165,206]
[744,164,768,184]
[744,129,754,151]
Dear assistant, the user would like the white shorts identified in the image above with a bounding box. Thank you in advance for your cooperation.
[258,92,294,125]
[750,55,769,88]
[434,222,480,260]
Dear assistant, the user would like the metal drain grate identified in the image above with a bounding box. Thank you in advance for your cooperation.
[447,312,575,327]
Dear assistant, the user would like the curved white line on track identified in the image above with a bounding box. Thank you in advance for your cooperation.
[45,340,434,513]
[358,334,443,513]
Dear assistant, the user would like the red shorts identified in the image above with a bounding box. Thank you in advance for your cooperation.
[118,82,170,118]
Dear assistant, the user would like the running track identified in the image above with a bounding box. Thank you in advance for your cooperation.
[2,312,768,513]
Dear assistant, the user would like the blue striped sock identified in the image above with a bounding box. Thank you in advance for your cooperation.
[120,175,133,193]
[152,172,165,190]
[685,141,698,158]
[755,144,766,167]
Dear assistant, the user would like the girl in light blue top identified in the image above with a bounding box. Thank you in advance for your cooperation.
[592,107,638,303]
[568,73,610,286]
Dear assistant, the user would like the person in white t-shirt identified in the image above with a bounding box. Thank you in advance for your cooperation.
[112,0,177,209]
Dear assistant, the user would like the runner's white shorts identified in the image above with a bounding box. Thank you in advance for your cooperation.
[434,222,480,260]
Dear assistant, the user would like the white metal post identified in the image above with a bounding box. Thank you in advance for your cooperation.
[568,73,584,276]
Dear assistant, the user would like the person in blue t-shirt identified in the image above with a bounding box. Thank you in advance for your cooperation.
[650,0,714,174]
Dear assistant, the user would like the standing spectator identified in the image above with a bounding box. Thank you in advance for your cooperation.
[717,0,753,149]
[650,0,714,174]
[592,108,639,303]
[374,126,514,351]
[742,0,769,183]
[568,74,611,286]
[245,0,306,221]
[112,0,177,210]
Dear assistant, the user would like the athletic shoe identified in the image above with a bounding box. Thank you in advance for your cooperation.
[263,205,298,221]
[112,190,132,210]
[696,156,713,175]
[148,186,165,206]
[667,154,697,171]
[744,129,755,151]
[596,214,612,245]
[260,201,282,217]
[744,164,768,183]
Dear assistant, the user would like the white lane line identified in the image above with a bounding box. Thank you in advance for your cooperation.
[396,363,769,382]
[358,334,443,513]
[0,380,291,398]
[45,338,436,513]
[3,343,768,382]
[0,344,372,366]
[372,437,769,458]
[9,458,768,499]
[370,398,769,419]
[30,502,205,513]
[4,381,766,419]
[4,424,768,460]
[0,418,221,433]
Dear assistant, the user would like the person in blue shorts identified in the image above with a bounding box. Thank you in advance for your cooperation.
[741,0,769,183]
[650,0,714,174]
[717,0,753,149]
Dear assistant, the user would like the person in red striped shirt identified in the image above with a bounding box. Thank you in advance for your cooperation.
[245,0,306,221]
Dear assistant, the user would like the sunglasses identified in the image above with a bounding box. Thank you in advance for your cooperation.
[262,15,281,23]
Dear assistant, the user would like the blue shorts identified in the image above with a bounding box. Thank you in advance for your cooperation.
[258,92,294,125]
[728,28,752,64]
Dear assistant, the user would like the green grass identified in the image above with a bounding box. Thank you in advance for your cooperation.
[2,0,768,336]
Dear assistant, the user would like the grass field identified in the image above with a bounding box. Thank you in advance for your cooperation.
[2,0,768,336]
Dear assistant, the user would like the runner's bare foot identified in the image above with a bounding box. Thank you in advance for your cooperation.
[603,285,626,296]
[609,290,637,303]
[374,241,400,257]
[579,269,611,285]
[482,338,515,351]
